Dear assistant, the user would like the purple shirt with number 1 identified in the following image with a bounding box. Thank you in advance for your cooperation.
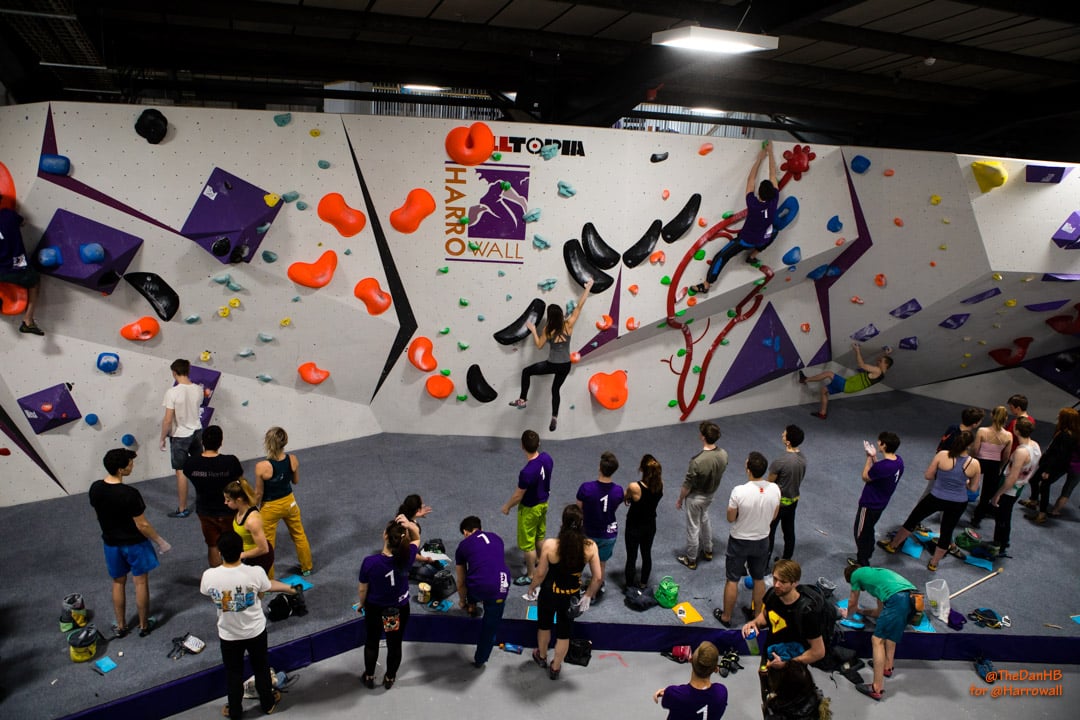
[661,682,728,720]
[455,530,510,601]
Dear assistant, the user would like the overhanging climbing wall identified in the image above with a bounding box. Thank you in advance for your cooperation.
[0,103,1077,506]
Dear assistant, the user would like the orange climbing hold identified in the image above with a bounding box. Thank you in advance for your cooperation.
[570,352,581,364]
[649,250,665,264]
[596,314,613,331]
[874,274,887,287]
[588,370,629,410]
[835,237,845,246]
[626,317,640,331]
[317,193,367,237]
[0,282,28,315]
[850,296,864,305]
[288,250,338,288]
[662,189,670,200]
[0,160,16,210]
[698,143,714,156]
[408,336,438,372]
[893,217,904,227]
[883,169,895,177]
[120,316,160,341]
[425,374,454,399]
[687,297,697,307]
[445,122,495,166]
[697,217,707,227]
[354,277,391,315]
[628,284,639,296]
[297,361,330,385]
[390,188,436,234]
[800,323,811,333]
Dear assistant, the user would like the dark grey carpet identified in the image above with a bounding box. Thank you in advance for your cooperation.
[1,391,1077,719]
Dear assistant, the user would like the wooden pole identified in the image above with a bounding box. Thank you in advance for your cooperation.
[949,567,1003,599]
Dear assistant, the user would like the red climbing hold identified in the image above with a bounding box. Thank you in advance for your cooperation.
[390,188,436,234]
[589,370,629,410]
[445,123,495,166]
[318,193,367,237]
[409,336,438,372]
[297,362,331,385]
[288,250,338,288]
[354,277,392,315]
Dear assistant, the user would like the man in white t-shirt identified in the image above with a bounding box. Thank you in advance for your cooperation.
[160,358,205,518]
[714,452,780,627]
[201,531,298,719]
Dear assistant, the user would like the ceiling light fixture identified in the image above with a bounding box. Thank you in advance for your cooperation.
[652,26,778,54]
[402,84,444,93]
[691,107,727,116]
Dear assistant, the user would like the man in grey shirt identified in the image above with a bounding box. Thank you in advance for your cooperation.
[766,424,807,563]
[675,421,728,570]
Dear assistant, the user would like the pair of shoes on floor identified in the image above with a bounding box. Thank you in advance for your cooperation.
[676,555,697,570]
[712,608,731,627]
[876,539,897,554]
[974,656,996,683]
[809,411,827,420]
[868,659,893,678]
[856,683,884,701]
[509,398,526,408]
[167,508,191,518]
[1018,498,1037,509]
[532,649,548,668]
[701,551,713,561]
[383,675,395,690]
[1029,512,1048,525]
[19,321,44,335]
[926,560,938,572]
[362,674,376,689]
[512,575,532,586]
[139,616,159,637]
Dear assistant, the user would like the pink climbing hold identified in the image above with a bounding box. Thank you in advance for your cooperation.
[297,362,331,385]
[409,336,438,372]
[390,188,436,234]
[354,277,391,315]
[288,250,338,288]
[318,193,366,237]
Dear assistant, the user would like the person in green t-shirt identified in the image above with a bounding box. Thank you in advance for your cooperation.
[841,565,915,701]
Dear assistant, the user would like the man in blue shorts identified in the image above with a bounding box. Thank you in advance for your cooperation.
[692,140,778,294]
[88,449,173,638]
[653,641,727,719]
[576,451,624,594]
[799,342,893,419]
[501,429,553,586]
[842,565,916,701]
[455,516,511,667]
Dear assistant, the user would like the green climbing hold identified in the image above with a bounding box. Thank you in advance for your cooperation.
[694,249,706,261]
[344,248,352,255]
[468,241,480,251]
[460,217,470,225]
[699,394,706,401]
[273,113,292,127]
[438,267,449,274]
[439,327,450,335]
[457,341,470,350]
[727,309,736,318]
[317,160,330,169]
[261,250,278,263]
[657,320,669,329]
[676,348,687,357]
[500,181,511,190]
[722,211,734,219]
[440,369,451,376]
[456,394,468,402]
[675,309,687,317]
[720,338,729,345]
[660,276,672,285]
[686,318,694,324]
[692,365,701,374]
[492,152,502,161]
[281,191,300,203]
[668,399,678,408]
[753,277,765,286]
[459,298,469,307]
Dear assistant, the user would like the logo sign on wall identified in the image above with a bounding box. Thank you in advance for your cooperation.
[444,161,530,264]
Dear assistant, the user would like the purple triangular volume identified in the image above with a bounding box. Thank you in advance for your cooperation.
[1025,165,1070,184]
[899,336,918,350]
[1051,211,1080,250]
[960,287,1001,304]
[576,269,622,359]
[1020,345,1080,399]
[0,400,66,492]
[889,298,922,319]
[38,106,179,235]
[1026,299,1071,312]
[808,340,831,366]
[940,313,971,329]
[180,168,282,264]
[1043,274,1080,281]
[16,383,82,434]
[35,209,143,294]
[851,323,880,342]
[711,302,804,401]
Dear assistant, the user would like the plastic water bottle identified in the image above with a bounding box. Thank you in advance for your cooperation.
[746,628,760,656]
[501,643,523,654]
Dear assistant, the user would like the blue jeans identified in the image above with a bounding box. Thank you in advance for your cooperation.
[475,598,506,665]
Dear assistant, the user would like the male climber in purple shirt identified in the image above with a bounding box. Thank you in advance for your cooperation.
[693,140,778,294]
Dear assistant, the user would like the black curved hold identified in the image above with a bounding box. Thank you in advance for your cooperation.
[210,237,231,257]
[563,239,614,293]
[650,152,669,163]
[124,272,180,321]
[493,298,546,346]
[582,222,619,270]
[466,364,499,403]
[661,193,701,243]
[622,219,662,268]
[135,108,168,144]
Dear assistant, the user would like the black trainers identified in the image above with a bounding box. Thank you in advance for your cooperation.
[138,615,159,637]
[19,321,44,336]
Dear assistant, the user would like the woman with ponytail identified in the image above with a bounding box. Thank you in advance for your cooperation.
[254,426,313,578]
[223,479,274,577]
[357,514,420,690]
[528,504,601,679]
[624,454,664,589]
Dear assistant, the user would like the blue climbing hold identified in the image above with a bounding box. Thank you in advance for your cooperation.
[85,413,99,426]
[39,153,71,175]
[79,243,105,264]
[772,196,800,232]
[262,251,278,263]
[850,155,871,174]
[37,247,63,268]
[826,216,843,233]
[97,352,120,374]
[806,264,830,280]
[781,247,802,266]
[121,433,136,447]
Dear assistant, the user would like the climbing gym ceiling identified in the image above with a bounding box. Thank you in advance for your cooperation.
[1,1,1079,161]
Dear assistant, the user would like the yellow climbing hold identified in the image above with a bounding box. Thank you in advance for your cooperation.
[929,194,942,206]
[939,244,947,250]
[309,128,321,138]
[280,317,291,327]
[228,297,241,308]
[992,272,1003,281]
[971,160,1007,193]
[218,306,230,318]
[264,193,281,207]
[1004,299,1017,307]
[200,350,212,362]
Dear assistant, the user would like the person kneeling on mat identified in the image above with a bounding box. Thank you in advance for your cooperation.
[841,565,916,702]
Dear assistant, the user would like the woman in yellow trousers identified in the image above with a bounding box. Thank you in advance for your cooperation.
[254,427,313,578]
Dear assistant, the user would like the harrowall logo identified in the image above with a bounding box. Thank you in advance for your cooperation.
[443,162,531,264]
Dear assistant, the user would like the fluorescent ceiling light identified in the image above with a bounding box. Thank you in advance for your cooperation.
[402,84,443,92]
[652,26,778,54]
[691,107,727,116]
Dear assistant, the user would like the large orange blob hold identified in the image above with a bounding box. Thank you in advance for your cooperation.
[297,361,331,384]
[589,370,629,410]
[0,160,16,210]
[120,316,160,341]
[0,282,28,315]
[408,336,438,372]
[288,250,338,288]
[445,123,495,166]
[317,193,367,237]
[354,277,391,315]
[389,188,436,234]
[426,374,454,399]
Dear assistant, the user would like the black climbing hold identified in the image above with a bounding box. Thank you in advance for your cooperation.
[563,239,613,293]
[494,298,546,346]
[581,223,619,270]
[622,219,662,268]
[661,193,701,243]
[134,109,168,145]
[124,271,180,321]
[650,152,669,163]
[466,364,499,403]
[210,237,231,257]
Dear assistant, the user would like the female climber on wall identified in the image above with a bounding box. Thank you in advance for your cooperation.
[510,279,593,432]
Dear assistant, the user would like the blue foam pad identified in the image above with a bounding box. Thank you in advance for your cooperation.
[278,574,312,591]
[964,555,994,571]
[95,656,117,672]
[912,614,936,633]
[901,537,924,558]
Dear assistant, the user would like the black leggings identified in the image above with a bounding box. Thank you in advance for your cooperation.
[623,524,656,587]
[520,360,571,416]
[768,501,798,560]
[971,458,1003,524]
[903,495,966,551]
[363,603,410,678]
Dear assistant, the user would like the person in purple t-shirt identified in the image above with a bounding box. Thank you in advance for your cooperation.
[357,514,420,690]
[576,451,624,593]
[692,141,778,295]
[501,430,553,586]
[454,516,511,668]
[0,205,45,335]
[850,431,904,568]
[653,641,727,720]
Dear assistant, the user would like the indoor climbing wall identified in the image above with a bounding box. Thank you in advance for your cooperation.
[0,102,1077,506]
